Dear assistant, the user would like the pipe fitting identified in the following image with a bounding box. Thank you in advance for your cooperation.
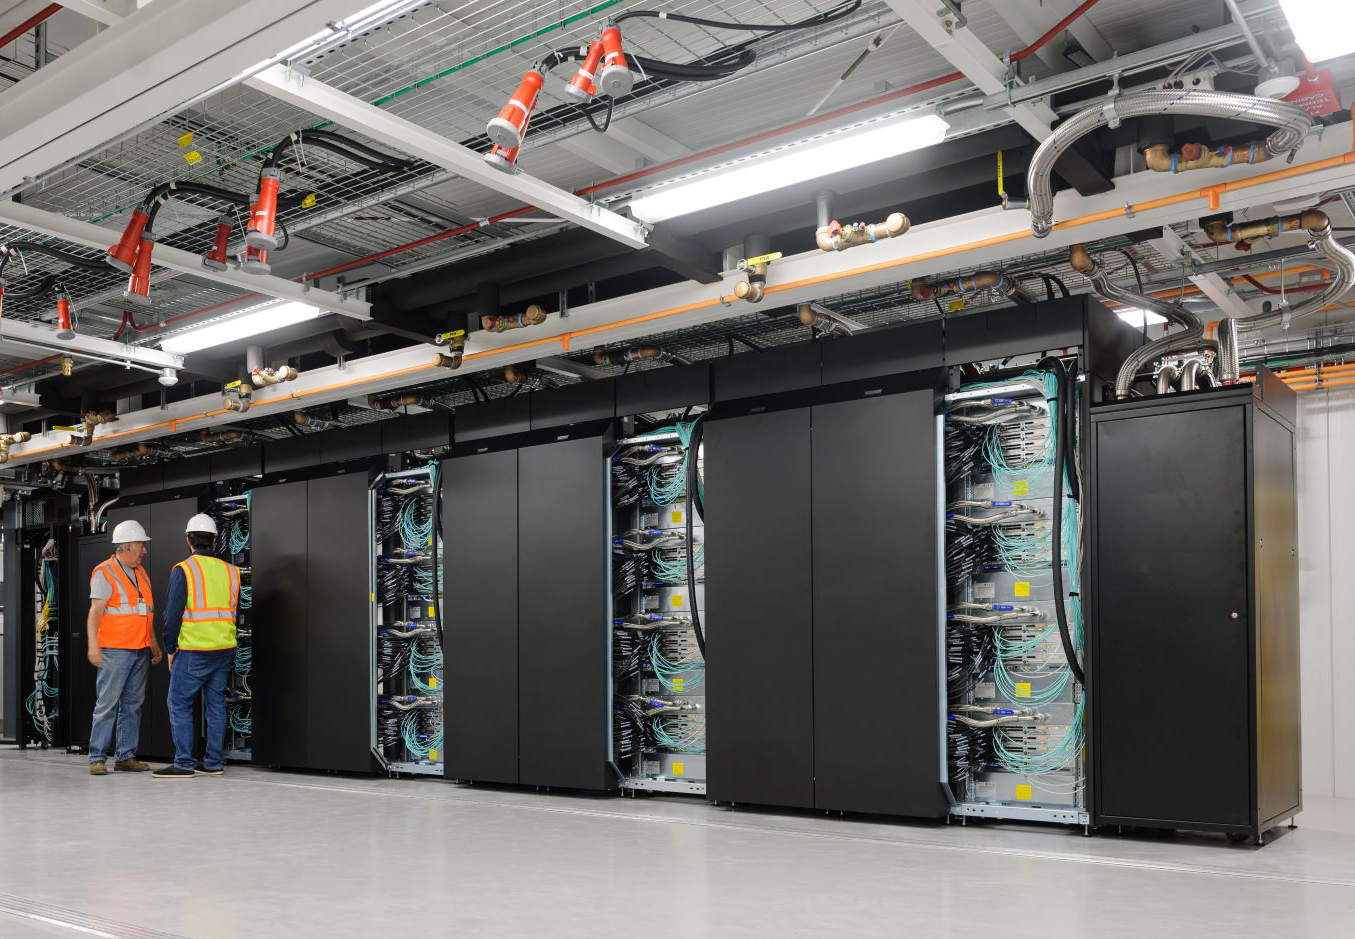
[368,393,429,412]
[1143,140,1273,174]
[482,303,547,333]
[592,344,688,366]
[1201,209,1331,250]
[250,365,299,388]
[504,363,547,389]
[797,303,851,337]
[733,267,767,304]
[910,270,1034,304]
[293,410,340,431]
[816,212,909,251]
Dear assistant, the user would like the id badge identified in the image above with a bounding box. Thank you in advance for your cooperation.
[138,601,147,615]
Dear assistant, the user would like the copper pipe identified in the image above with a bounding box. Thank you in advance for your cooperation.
[251,365,299,387]
[292,410,341,430]
[483,304,547,333]
[910,270,1033,303]
[109,442,153,462]
[1202,209,1330,248]
[592,344,684,366]
[368,393,429,411]
[816,212,909,252]
[1143,141,1273,175]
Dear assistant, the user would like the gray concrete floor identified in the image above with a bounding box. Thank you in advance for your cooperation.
[1,749,1353,938]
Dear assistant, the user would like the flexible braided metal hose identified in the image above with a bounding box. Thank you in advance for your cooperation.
[1027,90,1311,237]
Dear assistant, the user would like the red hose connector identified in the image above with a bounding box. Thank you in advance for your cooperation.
[488,68,544,150]
[202,216,232,271]
[566,41,604,101]
[246,168,283,250]
[106,209,150,272]
[240,243,270,275]
[55,294,74,340]
[122,237,153,305]
[484,143,521,173]
[598,24,632,97]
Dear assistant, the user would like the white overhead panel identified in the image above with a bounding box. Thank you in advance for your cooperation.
[885,0,1057,141]
[0,0,382,197]
[57,0,136,27]
[247,65,650,250]
[6,128,1354,468]
[0,201,372,321]
[605,119,693,164]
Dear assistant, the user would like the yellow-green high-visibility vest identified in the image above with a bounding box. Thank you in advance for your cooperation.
[174,553,239,651]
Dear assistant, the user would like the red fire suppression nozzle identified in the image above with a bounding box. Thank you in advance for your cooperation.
[566,41,604,101]
[598,24,633,97]
[107,209,150,272]
[123,236,154,305]
[487,68,544,150]
[202,216,232,271]
[246,168,283,250]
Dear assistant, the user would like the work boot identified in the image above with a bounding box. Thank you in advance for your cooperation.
[89,762,108,776]
[151,765,196,779]
[195,766,225,777]
[114,758,150,772]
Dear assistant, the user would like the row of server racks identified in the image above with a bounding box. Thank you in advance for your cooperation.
[1,295,1301,843]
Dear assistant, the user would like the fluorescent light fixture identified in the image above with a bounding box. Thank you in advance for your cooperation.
[160,300,323,355]
[1117,307,1168,328]
[1277,0,1355,63]
[628,113,950,223]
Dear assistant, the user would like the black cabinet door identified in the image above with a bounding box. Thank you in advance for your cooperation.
[1093,404,1252,826]
[443,450,520,784]
[305,474,373,773]
[705,408,815,809]
[65,534,111,752]
[811,391,947,817]
[250,481,308,767]
[517,436,611,790]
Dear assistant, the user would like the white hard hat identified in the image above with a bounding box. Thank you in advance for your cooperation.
[111,519,151,544]
[186,513,218,536]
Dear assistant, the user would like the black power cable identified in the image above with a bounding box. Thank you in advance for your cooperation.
[684,414,707,658]
[615,1,860,31]
[1036,357,1085,686]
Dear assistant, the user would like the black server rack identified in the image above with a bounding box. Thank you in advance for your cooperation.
[442,449,520,784]
[1088,373,1301,842]
[251,475,371,772]
[62,532,113,752]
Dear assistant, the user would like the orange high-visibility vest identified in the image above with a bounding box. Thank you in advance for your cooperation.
[173,554,239,651]
[92,557,155,649]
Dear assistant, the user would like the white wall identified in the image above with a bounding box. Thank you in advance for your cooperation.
[1297,387,1355,798]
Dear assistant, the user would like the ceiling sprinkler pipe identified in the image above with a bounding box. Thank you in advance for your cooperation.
[815,212,909,251]
[1027,90,1311,237]
[1070,243,1210,397]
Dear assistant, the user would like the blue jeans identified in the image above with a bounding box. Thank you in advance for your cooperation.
[88,647,150,764]
[168,649,234,771]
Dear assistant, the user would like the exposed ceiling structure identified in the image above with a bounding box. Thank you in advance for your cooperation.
[0,0,1354,470]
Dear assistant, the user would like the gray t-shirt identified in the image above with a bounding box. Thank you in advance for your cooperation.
[90,559,140,603]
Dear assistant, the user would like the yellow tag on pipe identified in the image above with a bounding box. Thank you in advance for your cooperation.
[744,251,782,266]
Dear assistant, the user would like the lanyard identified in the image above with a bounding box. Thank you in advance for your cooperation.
[116,558,144,604]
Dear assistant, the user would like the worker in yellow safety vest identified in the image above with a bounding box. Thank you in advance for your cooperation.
[87,519,163,776]
[152,513,240,779]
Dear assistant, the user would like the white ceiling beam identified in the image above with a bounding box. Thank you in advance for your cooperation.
[0,201,371,320]
[885,0,1057,142]
[1151,225,1259,321]
[247,65,649,250]
[0,317,183,371]
[0,0,376,197]
[605,118,693,163]
[5,130,1355,467]
[56,0,136,27]
[986,0,1113,73]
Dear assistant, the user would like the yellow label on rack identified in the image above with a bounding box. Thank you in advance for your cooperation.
[1012,479,1030,496]
[1015,682,1031,698]
[370,592,376,603]
[177,132,193,148]
[671,510,683,525]
[300,192,317,209]
[183,150,202,165]
[671,593,684,608]
[428,749,438,762]
[1015,784,1033,801]
[428,606,436,618]
[672,678,684,692]
[1013,581,1031,597]
[429,676,437,689]
[672,762,685,777]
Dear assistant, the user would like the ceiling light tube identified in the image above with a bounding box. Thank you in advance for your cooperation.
[1277,0,1355,63]
[159,300,324,355]
[627,113,950,224]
